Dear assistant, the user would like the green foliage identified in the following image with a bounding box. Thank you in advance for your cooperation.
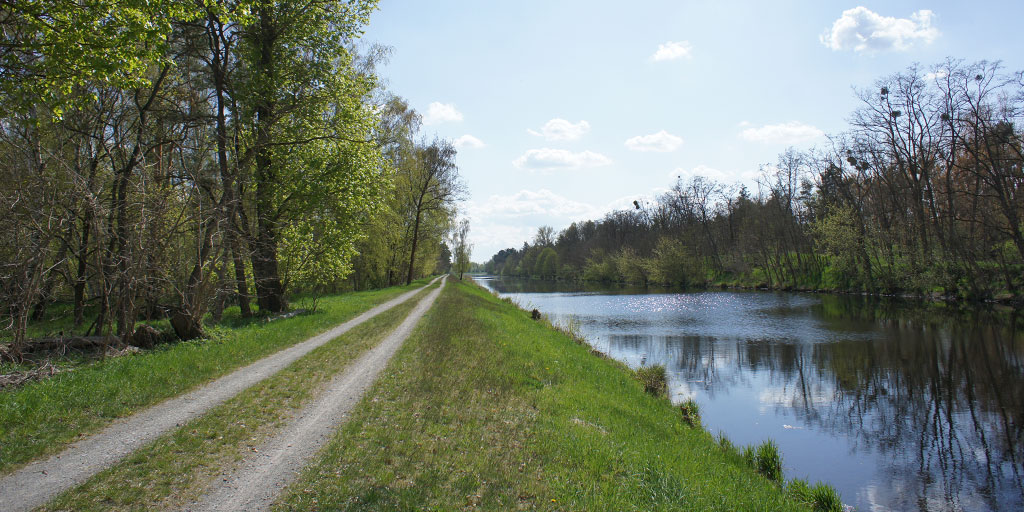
[787,479,844,512]
[754,440,783,482]
[679,398,701,427]
[0,0,201,116]
[649,237,699,287]
[582,253,618,282]
[536,247,558,278]
[635,364,668,397]
[812,207,861,277]
[614,247,651,284]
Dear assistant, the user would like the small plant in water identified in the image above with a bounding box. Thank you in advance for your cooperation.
[754,440,783,482]
[678,399,700,428]
[787,478,844,512]
[634,365,667,397]
[716,432,736,454]
[558,315,586,344]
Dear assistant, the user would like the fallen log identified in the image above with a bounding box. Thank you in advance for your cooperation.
[15,336,124,354]
[265,308,309,323]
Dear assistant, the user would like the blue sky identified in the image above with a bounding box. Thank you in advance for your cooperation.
[362,1,1023,261]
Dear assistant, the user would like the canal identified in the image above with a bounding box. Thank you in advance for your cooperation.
[474,275,1024,512]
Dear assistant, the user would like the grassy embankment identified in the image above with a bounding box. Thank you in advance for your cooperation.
[275,279,837,511]
[40,282,440,511]
[0,277,433,474]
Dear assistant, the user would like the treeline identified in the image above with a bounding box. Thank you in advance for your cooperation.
[486,60,1024,301]
[0,0,464,356]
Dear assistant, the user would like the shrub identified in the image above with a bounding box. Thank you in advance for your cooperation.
[634,365,667,397]
[678,398,701,427]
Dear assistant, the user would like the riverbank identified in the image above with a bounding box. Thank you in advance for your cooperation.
[275,278,835,511]
[491,273,1024,309]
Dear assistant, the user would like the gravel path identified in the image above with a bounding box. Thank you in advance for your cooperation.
[189,276,445,512]
[0,277,440,512]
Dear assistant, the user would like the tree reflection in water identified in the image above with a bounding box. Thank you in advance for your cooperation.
[477,276,1024,511]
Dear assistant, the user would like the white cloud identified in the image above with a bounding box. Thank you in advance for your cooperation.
[739,121,824,145]
[821,7,940,53]
[669,164,761,186]
[925,70,948,81]
[652,41,693,61]
[527,118,591,141]
[604,188,671,212]
[453,134,485,149]
[468,189,599,219]
[624,130,684,152]
[423,102,463,125]
[467,190,604,258]
[512,148,612,170]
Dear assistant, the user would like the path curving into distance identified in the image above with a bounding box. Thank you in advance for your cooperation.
[189,276,446,511]
[0,276,442,512]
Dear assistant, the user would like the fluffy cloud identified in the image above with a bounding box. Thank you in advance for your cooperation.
[453,134,485,149]
[652,41,693,61]
[468,189,599,219]
[467,190,604,258]
[528,118,591,141]
[739,121,824,145]
[669,164,762,186]
[624,130,684,152]
[821,7,939,53]
[423,102,463,125]
[512,148,612,170]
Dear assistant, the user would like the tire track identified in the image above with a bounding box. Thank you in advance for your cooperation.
[189,277,446,511]
[0,277,441,512]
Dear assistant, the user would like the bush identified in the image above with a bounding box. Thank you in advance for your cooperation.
[634,365,667,397]
[678,398,700,427]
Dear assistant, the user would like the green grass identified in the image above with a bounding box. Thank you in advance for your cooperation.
[40,282,440,511]
[0,277,433,474]
[274,280,808,511]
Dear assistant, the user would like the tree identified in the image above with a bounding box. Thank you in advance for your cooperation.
[237,0,382,312]
[402,138,465,284]
[450,219,472,279]
[0,0,198,116]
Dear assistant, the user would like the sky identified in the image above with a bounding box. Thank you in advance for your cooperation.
[361,1,1023,261]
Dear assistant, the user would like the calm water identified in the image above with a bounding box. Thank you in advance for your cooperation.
[474,275,1024,512]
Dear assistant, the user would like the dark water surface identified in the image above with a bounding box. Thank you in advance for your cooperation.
[474,275,1024,512]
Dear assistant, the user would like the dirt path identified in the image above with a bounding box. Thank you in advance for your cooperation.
[188,277,445,511]
[0,277,440,512]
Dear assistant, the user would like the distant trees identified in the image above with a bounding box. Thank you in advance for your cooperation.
[486,59,1024,301]
[345,97,466,289]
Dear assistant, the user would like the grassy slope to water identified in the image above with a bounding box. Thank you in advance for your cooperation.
[277,279,804,511]
[0,278,432,474]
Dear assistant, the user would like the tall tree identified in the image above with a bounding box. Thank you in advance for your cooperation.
[402,138,464,284]
[237,0,381,312]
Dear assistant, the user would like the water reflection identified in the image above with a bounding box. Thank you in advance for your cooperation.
[475,275,1024,512]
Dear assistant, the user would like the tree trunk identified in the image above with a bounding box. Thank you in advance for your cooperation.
[231,236,253,317]
[249,5,287,314]
[406,209,422,285]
